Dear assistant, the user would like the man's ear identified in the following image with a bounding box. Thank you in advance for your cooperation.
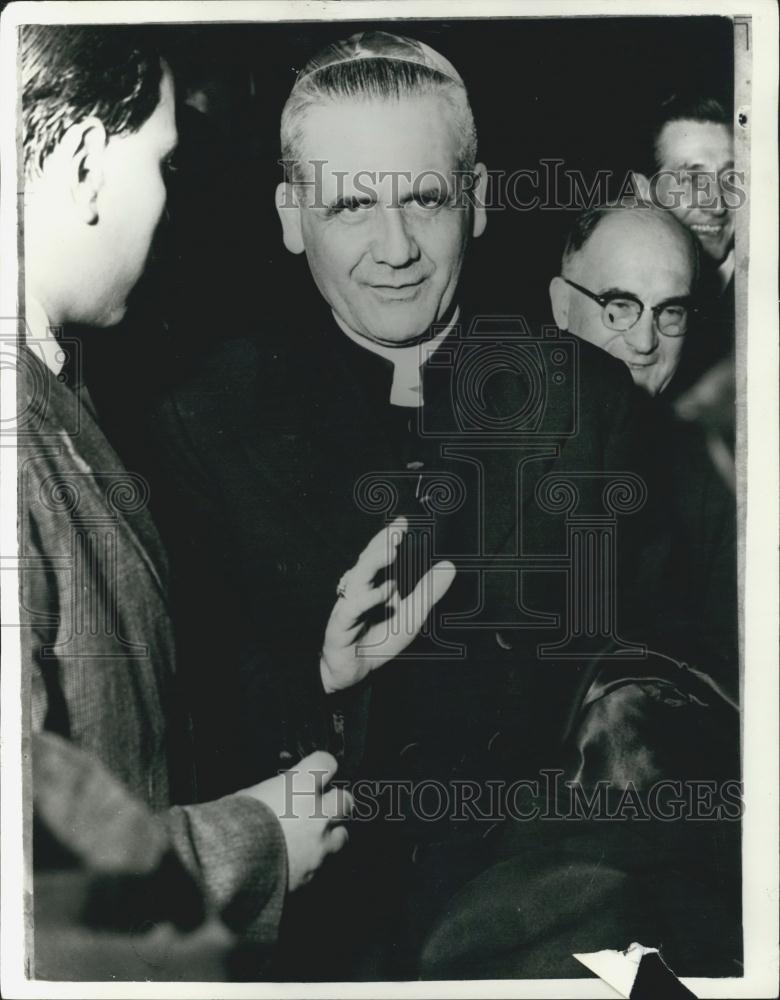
[275,182,305,254]
[549,276,571,331]
[471,163,488,239]
[630,171,652,203]
[56,118,108,225]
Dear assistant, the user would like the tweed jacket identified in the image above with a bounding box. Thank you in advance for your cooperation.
[18,346,287,949]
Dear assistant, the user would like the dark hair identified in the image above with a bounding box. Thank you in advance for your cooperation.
[21,25,163,177]
[646,94,731,174]
[561,206,611,264]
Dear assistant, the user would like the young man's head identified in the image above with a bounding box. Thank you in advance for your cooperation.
[21,26,177,327]
[275,30,487,347]
[633,96,734,266]
[550,205,698,397]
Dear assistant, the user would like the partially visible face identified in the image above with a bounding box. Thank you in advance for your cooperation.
[654,119,735,264]
[561,211,694,396]
[292,96,477,346]
[91,64,177,324]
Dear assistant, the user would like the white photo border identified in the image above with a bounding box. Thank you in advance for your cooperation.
[1,2,776,998]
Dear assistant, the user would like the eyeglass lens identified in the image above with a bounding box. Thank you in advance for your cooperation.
[603,298,687,336]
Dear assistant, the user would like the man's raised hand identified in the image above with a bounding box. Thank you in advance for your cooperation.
[320,516,456,694]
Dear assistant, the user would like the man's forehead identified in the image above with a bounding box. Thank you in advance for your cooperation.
[578,212,693,284]
[296,96,460,179]
[657,119,734,166]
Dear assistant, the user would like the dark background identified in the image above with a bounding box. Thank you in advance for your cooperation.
[79,15,734,459]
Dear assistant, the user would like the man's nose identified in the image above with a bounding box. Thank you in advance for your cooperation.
[623,311,658,355]
[371,207,419,267]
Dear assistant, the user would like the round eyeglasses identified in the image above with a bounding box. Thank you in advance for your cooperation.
[561,278,693,337]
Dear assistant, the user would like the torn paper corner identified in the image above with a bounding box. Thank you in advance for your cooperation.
[573,942,697,999]
[573,942,650,999]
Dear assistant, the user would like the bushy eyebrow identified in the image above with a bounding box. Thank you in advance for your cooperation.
[671,159,736,171]
[654,294,694,308]
[324,180,451,214]
[325,193,377,213]
[399,181,449,206]
[599,288,693,308]
[599,287,642,302]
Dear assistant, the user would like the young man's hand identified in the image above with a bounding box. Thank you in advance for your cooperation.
[241,751,352,891]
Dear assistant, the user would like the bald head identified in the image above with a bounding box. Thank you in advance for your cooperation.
[550,206,698,396]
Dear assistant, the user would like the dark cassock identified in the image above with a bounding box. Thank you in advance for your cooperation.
[147,297,741,980]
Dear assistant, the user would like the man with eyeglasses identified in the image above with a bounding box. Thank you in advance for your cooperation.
[148,34,740,979]
[548,200,737,677]
[417,203,740,980]
[549,203,737,491]
[549,204,697,397]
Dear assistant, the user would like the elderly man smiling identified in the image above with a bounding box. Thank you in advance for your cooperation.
[547,201,737,718]
[150,31,737,980]
[549,204,698,397]
[274,32,486,380]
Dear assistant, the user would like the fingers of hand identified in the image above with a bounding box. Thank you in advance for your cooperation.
[320,785,353,823]
[329,573,398,636]
[343,578,397,623]
[327,824,349,856]
[293,750,339,790]
[403,559,457,629]
[351,516,408,589]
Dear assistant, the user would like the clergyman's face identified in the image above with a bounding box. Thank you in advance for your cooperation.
[655,119,735,265]
[92,64,178,324]
[557,211,694,396]
[290,95,480,346]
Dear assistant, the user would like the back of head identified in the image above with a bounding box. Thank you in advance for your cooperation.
[21,25,162,179]
[280,30,477,182]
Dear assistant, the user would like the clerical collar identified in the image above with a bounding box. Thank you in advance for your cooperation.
[332,306,459,407]
[717,248,735,293]
[24,295,66,376]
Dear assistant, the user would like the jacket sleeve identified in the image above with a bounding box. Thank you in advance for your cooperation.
[163,793,288,948]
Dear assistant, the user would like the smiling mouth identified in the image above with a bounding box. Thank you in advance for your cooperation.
[370,278,425,290]
[690,223,727,235]
[368,278,426,299]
